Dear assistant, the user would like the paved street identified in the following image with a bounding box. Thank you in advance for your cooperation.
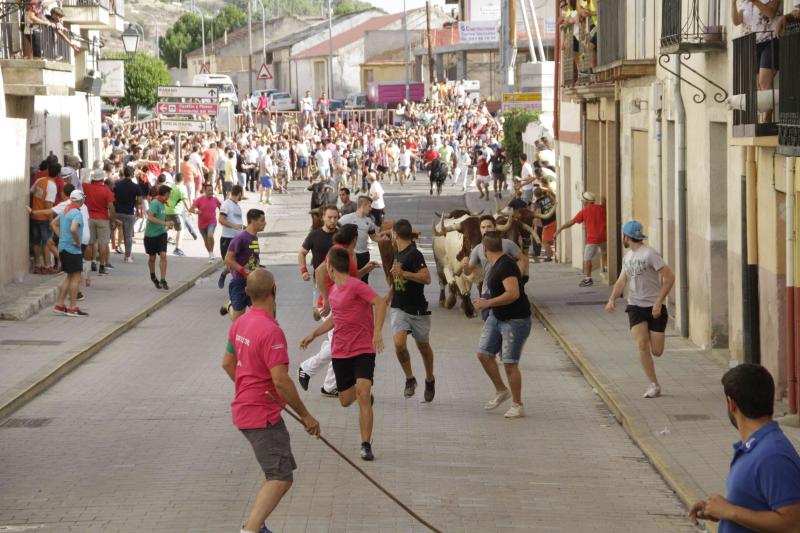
[0,180,695,532]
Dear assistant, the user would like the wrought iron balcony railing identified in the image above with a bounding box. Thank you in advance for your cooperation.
[0,7,73,63]
[660,0,725,54]
[62,0,110,8]
[596,0,624,67]
[732,32,778,138]
[778,24,800,155]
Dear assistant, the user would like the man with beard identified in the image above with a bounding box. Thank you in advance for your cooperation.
[689,364,800,531]
[605,220,675,399]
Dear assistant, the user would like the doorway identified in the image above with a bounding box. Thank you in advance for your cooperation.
[709,122,729,347]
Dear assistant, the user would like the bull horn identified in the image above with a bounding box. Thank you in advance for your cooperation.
[495,217,512,233]
[432,212,445,236]
[434,211,442,218]
[468,209,484,216]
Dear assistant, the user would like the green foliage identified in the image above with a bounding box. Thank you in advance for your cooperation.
[502,108,541,176]
[104,52,171,111]
[333,0,372,16]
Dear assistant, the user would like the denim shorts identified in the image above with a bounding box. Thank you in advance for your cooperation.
[477,315,532,364]
[228,277,251,311]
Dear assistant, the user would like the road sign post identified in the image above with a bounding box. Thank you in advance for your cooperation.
[157,86,220,99]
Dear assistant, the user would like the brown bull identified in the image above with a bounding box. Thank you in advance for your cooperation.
[431,211,484,318]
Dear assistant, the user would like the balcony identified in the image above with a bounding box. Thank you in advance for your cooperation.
[591,0,655,83]
[777,25,800,156]
[660,0,725,55]
[61,0,115,31]
[0,9,75,96]
[109,0,125,32]
[731,32,778,139]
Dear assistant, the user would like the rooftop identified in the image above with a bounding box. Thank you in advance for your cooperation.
[264,9,379,53]
[292,11,406,59]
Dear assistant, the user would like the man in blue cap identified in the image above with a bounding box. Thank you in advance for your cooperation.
[605,220,675,398]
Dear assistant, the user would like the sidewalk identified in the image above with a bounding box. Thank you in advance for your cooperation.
[465,190,800,514]
[0,228,222,419]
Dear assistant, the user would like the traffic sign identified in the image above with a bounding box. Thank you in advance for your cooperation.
[501,92,542,111]
[257,63,272,81]
[157,86,219,99]
[160,119,210,133]
[156,102,219,115]
[199,63,210,74]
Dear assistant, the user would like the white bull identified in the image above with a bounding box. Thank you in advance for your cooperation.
[431,213,484,318]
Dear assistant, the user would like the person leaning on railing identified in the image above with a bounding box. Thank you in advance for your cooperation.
[22,0,51,58]
[577,0,597,68]
[48,7,81,54]
[731,0,783,92]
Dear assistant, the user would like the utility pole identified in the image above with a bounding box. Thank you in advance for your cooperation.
[328,0,334,97]
[425,0,434,84]
[248,0,253,95]
[499,0,515,92]
[403,0,410,100]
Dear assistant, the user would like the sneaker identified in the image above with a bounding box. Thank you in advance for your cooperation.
[258,526,274,533]
[76,292,85,301]
[484,389,511,410]
[167,237,176,245]
[65,306,88,317]
[151,276,160,289]
[504,403,525,418]
[173,248,185,256]
[643,383,661,398]
[103,263,115,270]
[159,280,169,290]
[404,377,418,398]
[114,246,123,254]
[98,266,107,275]
[320,387,338,398]
[53,304,67,315]
[424,378,435,402]
[219,303,230,316]
[298,368,310,391]
[579,278,594,287]
[91,261,97,272]
[124,257,134,264]
[360,442,374,461]
[217,271,227,289]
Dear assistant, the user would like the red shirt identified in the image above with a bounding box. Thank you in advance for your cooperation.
[424,149,439,163]
[202,149,218,170]
[228,308,289,429]
[82,181,115,220]
[477,156,489,176]
[329,277,378,359]
[317,244,358,308]
[192,195,222,229]
[572,203,607,245]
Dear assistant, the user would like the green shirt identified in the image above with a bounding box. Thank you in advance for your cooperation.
[145,199,167,237]
[165,185,187,216]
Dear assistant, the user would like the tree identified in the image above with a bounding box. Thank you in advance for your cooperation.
[333,0,372,16]
[502,108,541,176]
[159,5,247,68]
[104,52,171,115]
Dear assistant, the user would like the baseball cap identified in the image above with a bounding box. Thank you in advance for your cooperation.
[582,191,596,202]
[69,190,85,201]
[622,220,647,240]
[90,169,107,181]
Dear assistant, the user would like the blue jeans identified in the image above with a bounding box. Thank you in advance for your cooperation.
[477,315,532,364]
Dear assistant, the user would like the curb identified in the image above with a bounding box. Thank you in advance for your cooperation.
[0,261,222,421]
[0,277,62,321]
[531,301,716,532]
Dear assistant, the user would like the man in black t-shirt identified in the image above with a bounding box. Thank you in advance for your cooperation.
[473,232,531,419]
[113,166,142,262]
[298,205,339,315]
[386,220,436,401]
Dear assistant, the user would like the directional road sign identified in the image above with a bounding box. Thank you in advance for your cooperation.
[157,86,219,99]
[160,119,210,133]
[156,102,219,115]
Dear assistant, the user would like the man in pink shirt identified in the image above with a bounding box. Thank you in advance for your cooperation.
[190,182,222,262]
[301,247,387,461]
[223,270,320,533]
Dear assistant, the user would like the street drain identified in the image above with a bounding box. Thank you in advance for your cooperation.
[566,300,608,306]
[670,414,711,421]
[0,418,53,428]
[0,340,63,346]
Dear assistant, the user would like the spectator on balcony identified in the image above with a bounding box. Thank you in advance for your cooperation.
[22,0,51,59]
[578,0,597,69]
[732,0,783,92]
[47,7,82,54]
[774,3,800,38]
[560,0,581,76]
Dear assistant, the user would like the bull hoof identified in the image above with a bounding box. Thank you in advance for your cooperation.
[445,292,457,309]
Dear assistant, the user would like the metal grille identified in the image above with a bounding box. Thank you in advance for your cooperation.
[0,339,63,346]
[732,32,777,137]
[670,414,711,421]
[778,25,800,156]
[597,0,625,67]
[660,0,724,52]
[0,3,73,62]
[0,418,53,428]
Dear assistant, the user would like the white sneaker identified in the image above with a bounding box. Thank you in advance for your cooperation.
[504,403,524,418]
[643,383,661,398]
[484,389,511,410]
[123,257,134,264]
[208,255,215,263]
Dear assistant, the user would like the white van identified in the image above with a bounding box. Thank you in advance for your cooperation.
[191,74,239,112]
[345,92,367,109]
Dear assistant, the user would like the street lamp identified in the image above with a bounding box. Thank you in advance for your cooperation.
[184,4,206,68]
[121,23,142,55]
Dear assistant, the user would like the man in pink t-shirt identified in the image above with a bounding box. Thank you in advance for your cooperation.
[223,270,319,533]
[301,247,387,461]
[190,182,222,261]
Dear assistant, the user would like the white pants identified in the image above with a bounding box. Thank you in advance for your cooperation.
[300,330,337,392]
[453,164,469,191]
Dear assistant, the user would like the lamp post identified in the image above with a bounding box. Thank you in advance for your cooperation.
[327,0,333,98]
[252,0,268,89]
[185,4,206,68]
[403,0,409,101]
[121,22,143,56]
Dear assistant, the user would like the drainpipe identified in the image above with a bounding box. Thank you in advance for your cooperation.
[652,82,663,254]
[743,145,761,364]
[787,157,797,415]
[674,57,688,337]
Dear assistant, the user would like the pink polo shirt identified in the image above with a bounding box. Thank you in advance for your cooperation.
[227,308,289,429]
[329,276,378,359]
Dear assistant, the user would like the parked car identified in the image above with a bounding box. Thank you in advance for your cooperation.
[345,92,367,109]
[192,73,240,112]
[328,99,345,111]
[268,92,296,111]
[250,89,278,108]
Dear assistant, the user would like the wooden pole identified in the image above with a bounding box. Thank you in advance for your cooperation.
[426,0,435,84]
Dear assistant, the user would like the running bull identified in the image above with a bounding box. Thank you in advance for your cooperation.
[431,210,484,318]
